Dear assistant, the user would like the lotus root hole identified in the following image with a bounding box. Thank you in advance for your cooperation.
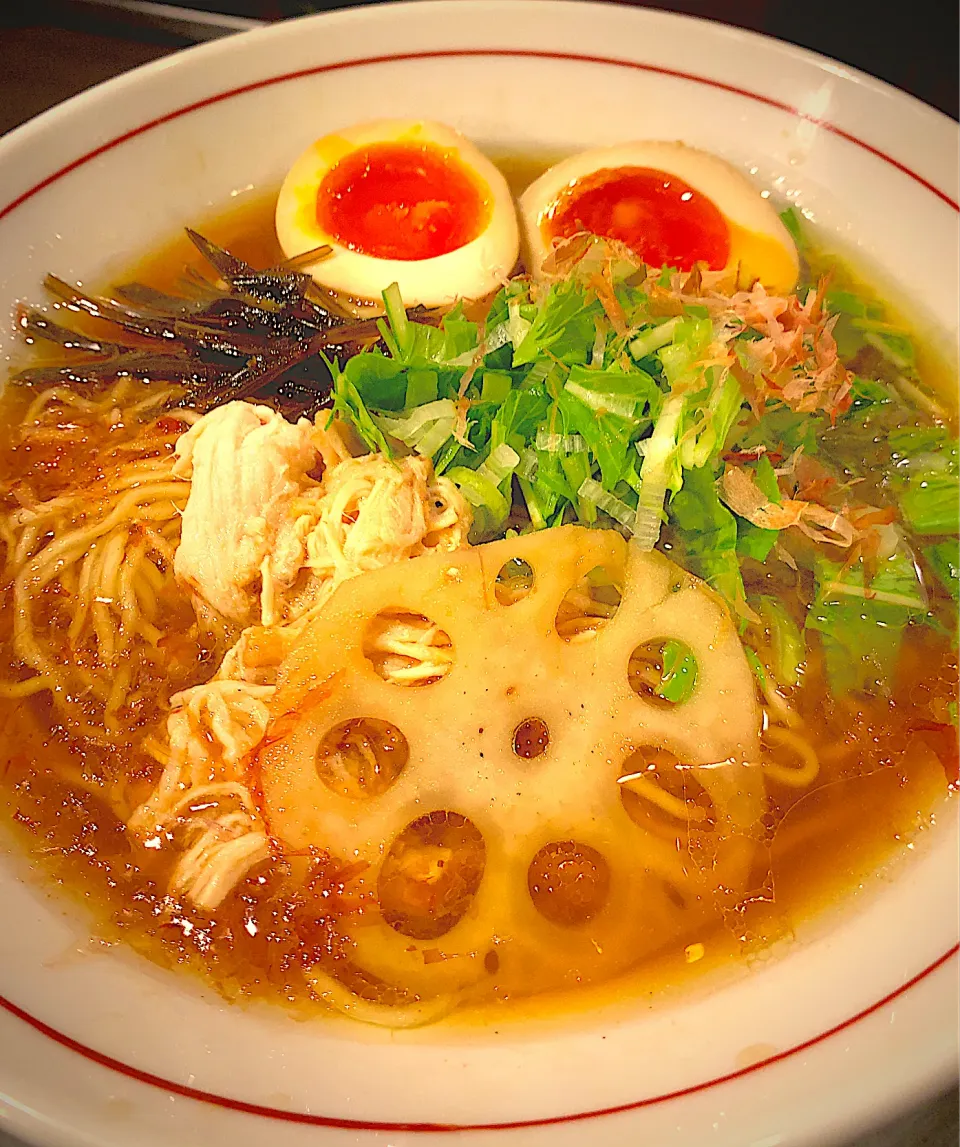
[555,566,622,642]
[527,841,611,927]
[628,638,699,706]
[378,811,486,940]
[494,558,535,606]
[362,609,454,686]
[513,717,550,760]
[315,718,409,800]
[618,746,717,837]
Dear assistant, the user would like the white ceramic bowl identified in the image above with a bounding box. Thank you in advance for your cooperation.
[0,4,957,1146]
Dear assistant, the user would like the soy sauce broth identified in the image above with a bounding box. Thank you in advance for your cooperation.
[0,173,956,1026]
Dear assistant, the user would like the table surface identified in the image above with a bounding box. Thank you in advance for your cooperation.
[0,10,956,1147]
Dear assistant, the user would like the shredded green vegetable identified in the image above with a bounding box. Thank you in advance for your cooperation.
[330,235,958,701]
[757,596,806,689]
[925,538,960,602]
[807,551,930,696]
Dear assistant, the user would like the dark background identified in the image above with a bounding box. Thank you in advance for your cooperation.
[0,0,957,137]
[0,2,956,1146]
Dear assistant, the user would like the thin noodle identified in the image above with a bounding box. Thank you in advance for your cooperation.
[304,967,459,1029]
[761,724,820,787]
[758,673,804,729]
[0,673,53,697]
[619,772,709,823]
[0,382,188,732]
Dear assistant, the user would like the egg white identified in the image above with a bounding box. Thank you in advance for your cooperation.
[276,119,519,310]
[519,141,799,293]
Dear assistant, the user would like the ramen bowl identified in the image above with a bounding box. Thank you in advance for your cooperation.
[0,3,957,1145]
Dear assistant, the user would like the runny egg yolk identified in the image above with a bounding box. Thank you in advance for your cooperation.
[544,167,730,272]
[316,141,491,263]
[521,141,800,293]
[276,119,520,308]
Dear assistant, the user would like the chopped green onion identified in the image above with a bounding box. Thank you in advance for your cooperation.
[517,446,538,482]
[416,417,456,459]
[535,430,588,454]
[628,317,680,361]
[447,467,511,530]
[476,443,520,488]
[375,399,457,442]
[483,322,512,355]
[680,371,743,470]
[381,282,409,358]
[564,380,638,419]
[507,298,532,352]
[577,478,635,530]
[591,323,607,367]
[633,393,684,550]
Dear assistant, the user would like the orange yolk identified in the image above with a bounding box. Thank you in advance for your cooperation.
[543,166,731,272]
[316,141,490,262]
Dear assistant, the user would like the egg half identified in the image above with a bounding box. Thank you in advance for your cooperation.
[276,119,519,309]
[519,141,799,293]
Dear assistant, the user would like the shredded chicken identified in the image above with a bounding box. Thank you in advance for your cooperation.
[175,400,470,631]
[170,813,272,910]
[262,452,470,628]
[131,400,472,907]
[173,402,319,624]
[130,679,274,910]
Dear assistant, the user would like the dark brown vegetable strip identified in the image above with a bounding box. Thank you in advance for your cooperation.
[15,353,228,388]
[172,319,282,358]
[181,341,315,411]
[185,227,250,280]
[43,275,185,343]
[15,307,120,355]
[113,282,209,317]
[14,230,448,417]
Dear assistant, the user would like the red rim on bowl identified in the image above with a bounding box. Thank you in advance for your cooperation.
[0,43,956,1136]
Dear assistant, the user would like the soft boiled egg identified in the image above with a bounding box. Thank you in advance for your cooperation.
[275,119,519,309]
[519,141,799,293]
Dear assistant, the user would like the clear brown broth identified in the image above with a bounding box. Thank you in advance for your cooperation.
[0,180,956,1025]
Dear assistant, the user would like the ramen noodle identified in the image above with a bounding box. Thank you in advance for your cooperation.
[0,133,956,1027]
